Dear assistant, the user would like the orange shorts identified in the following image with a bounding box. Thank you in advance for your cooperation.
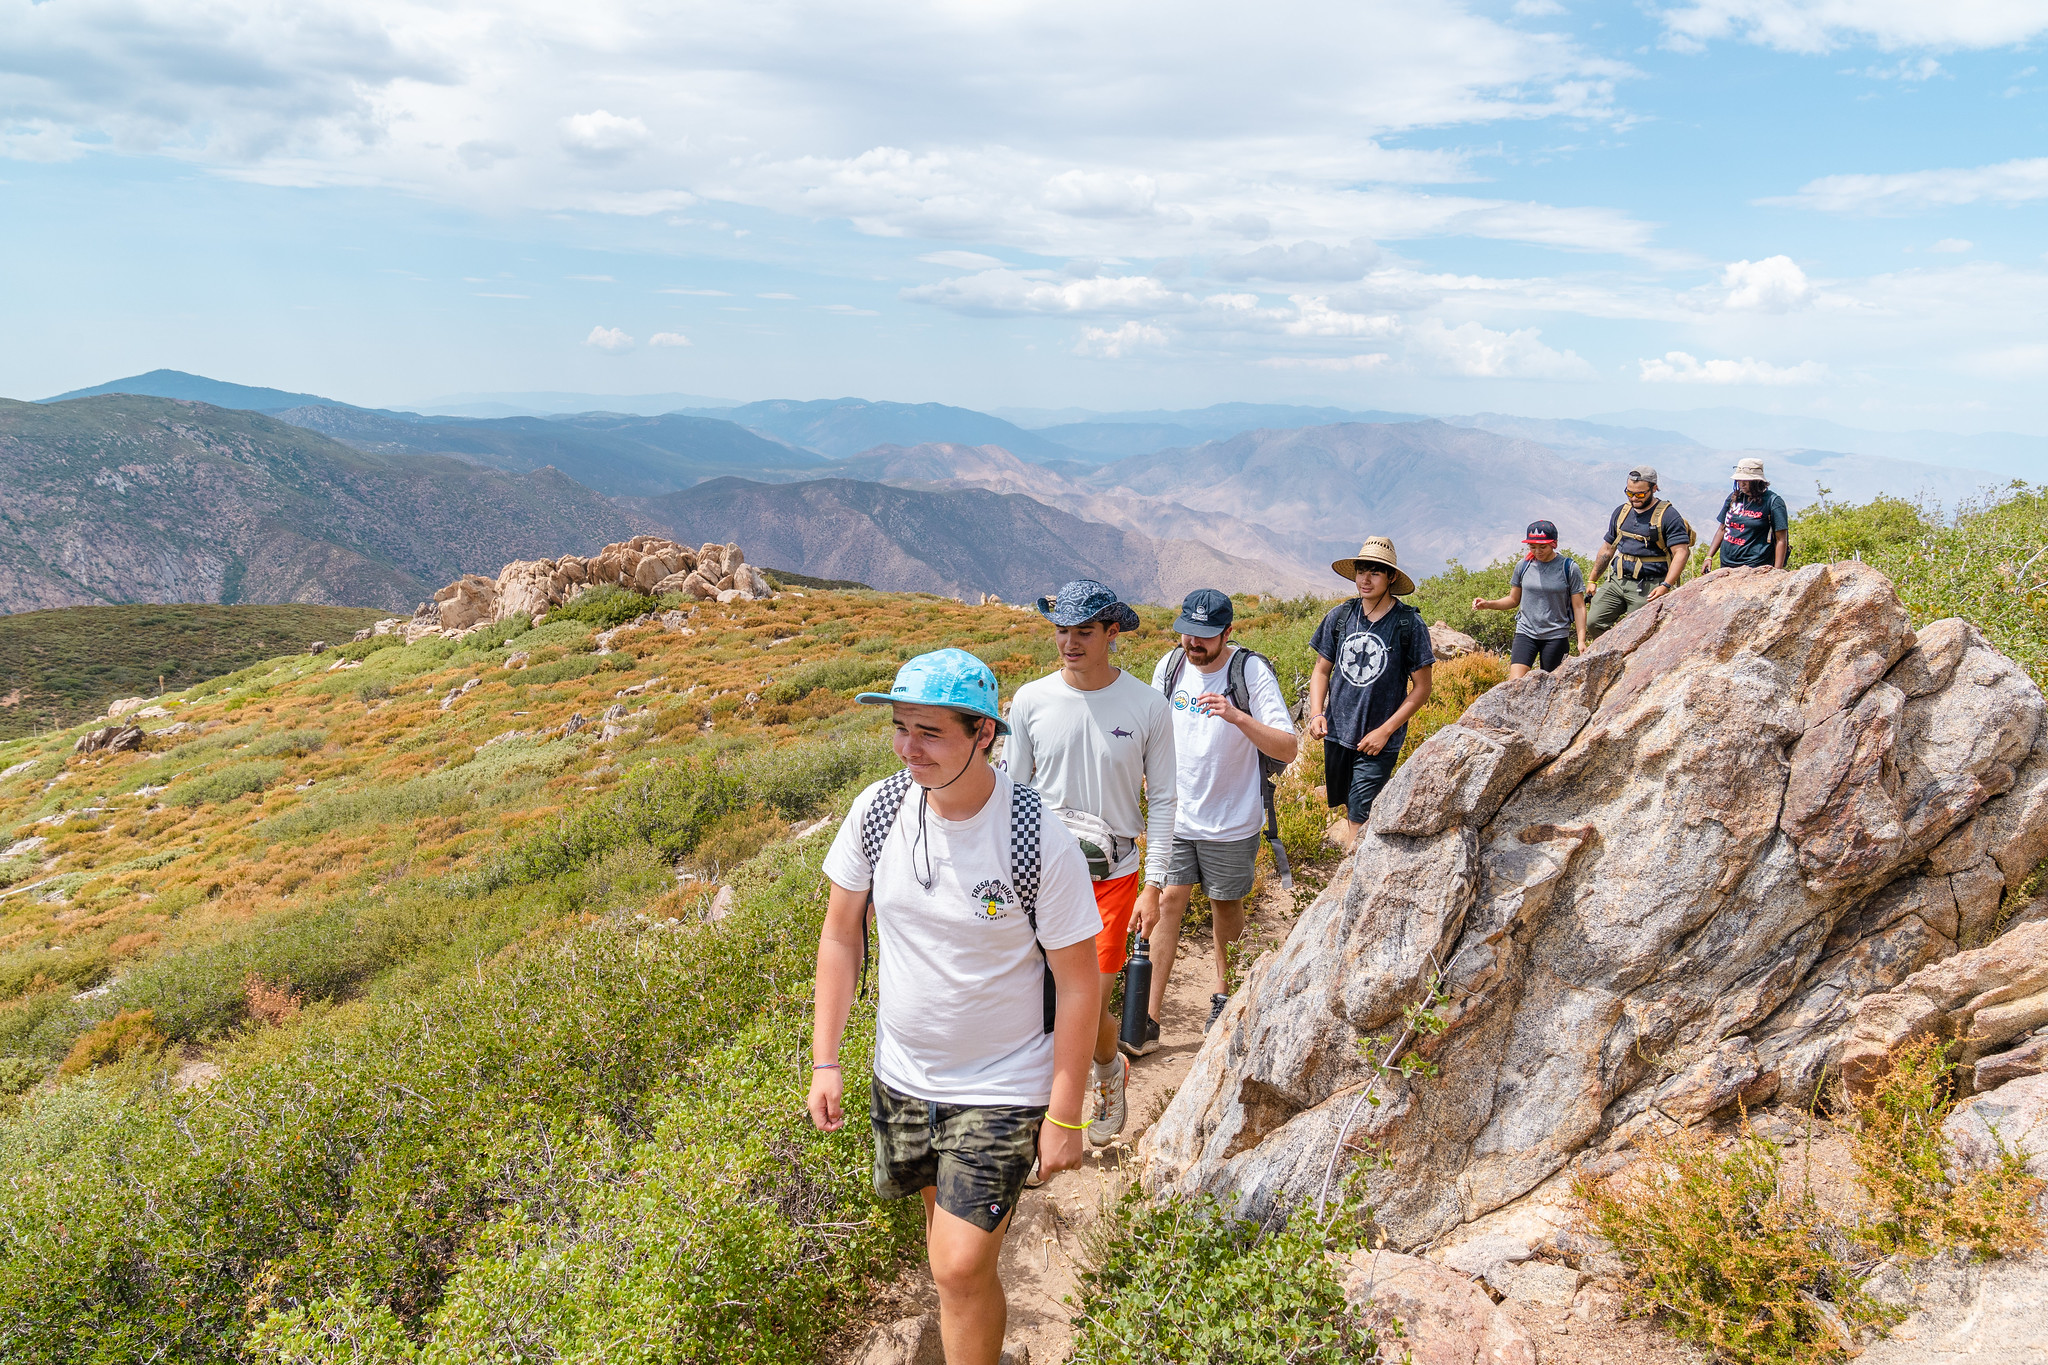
[1092,871,1141,974]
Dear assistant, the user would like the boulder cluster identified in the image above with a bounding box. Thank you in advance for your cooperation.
[1142,562,2048,1252]
[356,537,775,643]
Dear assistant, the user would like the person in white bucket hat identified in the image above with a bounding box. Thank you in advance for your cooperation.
[1709,456,1789,571]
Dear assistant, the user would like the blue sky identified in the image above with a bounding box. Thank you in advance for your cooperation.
[4,0,2047,431]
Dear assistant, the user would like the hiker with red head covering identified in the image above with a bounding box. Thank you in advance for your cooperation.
[1472,519,1587,678]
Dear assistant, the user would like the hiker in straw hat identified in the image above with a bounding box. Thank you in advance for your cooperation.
[1709,457,1789,571]
[1306,536,1434,853]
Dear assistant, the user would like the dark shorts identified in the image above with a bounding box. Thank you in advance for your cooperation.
[1510,633,1570,671]
[1325,739,1399,826]
[871,1078,1044,1233]
[1164,833,1261,901]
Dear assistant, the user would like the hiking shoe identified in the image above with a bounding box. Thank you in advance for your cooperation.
[1087,1056,1128,1146]
[1207,993,1230,1032]
[1025,1159,1046,1189]
[1117,1015,1160,1059]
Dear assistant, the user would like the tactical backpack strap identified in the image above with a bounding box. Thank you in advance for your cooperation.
[856,769,917,1002]
[1160,647,1187,700]
[1224,646,1295,890]
[1007,782,1056,1034]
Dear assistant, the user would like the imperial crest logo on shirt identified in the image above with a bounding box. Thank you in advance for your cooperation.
[1339,629,1389,688]
[968,879,1015,921]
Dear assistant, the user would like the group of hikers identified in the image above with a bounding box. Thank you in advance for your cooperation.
[805,458,1792,1363]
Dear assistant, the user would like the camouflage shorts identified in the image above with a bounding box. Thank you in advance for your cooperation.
[870,1078,1044,1233]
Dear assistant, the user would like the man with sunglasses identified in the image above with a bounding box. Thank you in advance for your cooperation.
[1586,466,1692,640]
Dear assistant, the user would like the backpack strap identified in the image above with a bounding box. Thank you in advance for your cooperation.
[855,769,917,1004]
[1007,781,1056,1035]
[1159,647,1187,700]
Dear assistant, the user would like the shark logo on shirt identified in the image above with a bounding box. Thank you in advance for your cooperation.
[1110,725,1134,738]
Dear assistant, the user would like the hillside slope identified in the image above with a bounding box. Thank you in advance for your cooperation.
[639,475,1309,602]
[0,396,639,614]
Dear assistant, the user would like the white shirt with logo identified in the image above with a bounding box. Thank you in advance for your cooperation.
[1002,669,1177,883]
[1151,647,1296,842]
[823,768,1102,1105]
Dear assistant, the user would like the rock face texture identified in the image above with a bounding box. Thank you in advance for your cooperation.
[1338,1250,1537,1365]
[416,537,773,635]
[1142,563,2048,1248]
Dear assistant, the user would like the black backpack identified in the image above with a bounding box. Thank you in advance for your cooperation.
[1158,645,1296,890]
[855,769,1055,1033]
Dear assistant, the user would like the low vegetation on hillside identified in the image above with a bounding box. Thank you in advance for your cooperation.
[0,603,386,741]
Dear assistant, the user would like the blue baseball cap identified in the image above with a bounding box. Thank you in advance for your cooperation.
[1172,588,1233,638]
[855,647,1010,735]
[1036,579,1141,632]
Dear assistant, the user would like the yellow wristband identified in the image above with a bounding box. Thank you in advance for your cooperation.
[1044,1113,1087,1131]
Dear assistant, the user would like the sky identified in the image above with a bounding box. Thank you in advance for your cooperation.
[4,0,2048,430]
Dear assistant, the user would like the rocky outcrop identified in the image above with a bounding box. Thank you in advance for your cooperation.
[1837,920,2048,1092]
[1428,622,1482,660]
[1338,1250,1537,1365]
[74,723,145,755]
[416,536,773,634]
[1141,563,2048,1249]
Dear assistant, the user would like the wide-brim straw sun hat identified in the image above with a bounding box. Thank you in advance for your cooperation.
[1329,536,1417,596]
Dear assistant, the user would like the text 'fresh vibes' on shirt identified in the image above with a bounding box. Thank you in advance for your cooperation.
[1717,489,1789,568]
[822,769,1100,1107]
[1603,501,1692,580]
[1309,600,1435,751]
[1002,669,1176,884]
[1509,555,1587,641]
[1150,647,1295,842]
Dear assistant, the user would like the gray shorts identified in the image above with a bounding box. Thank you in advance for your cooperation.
[1164,833,1261,901]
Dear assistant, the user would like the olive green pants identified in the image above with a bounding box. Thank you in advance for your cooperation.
[1586,575,1660,640]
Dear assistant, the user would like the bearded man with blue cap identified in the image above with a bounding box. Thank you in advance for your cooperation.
[807,648,1102,1365]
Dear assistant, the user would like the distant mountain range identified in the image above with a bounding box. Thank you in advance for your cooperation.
[680,397,1088,466]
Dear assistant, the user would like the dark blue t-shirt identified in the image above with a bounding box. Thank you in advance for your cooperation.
[1717,490,1789,568]
[1310,599,1435,750]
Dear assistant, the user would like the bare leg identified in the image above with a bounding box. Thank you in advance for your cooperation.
[1146,883,1196,1020]
[1508,662,1532,680]
[1208,896,1246,996]
[1330,816,1361,852]
[924,1190,1011,1365]
[1095,971,1120,1064]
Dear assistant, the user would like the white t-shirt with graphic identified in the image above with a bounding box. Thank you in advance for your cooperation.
[1002,669,1176,883]
[823,768,1102,1106]
[1151,647,1296,842]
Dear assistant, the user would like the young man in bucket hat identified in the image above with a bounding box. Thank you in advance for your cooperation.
[809,648,1102,1365]
[1003,580,1175,1146]
[1471,520,1586,678]
[1586,465,1692,640]
[1308,537,1434,853]
[1709,457,1790,571]
[1142,588,1298,1038]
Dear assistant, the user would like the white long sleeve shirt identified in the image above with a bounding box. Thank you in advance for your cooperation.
[1003,669,1176,884]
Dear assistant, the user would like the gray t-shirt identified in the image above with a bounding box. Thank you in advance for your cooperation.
[1510,555,1586,641]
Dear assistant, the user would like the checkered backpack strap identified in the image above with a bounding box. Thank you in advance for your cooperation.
[1007,781,1056,1035]
[855,769,916,1004]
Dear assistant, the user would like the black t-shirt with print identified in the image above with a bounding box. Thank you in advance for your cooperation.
[1310,599,1435,750]
[1716,489,1789,568]
[1603,501,1693,581]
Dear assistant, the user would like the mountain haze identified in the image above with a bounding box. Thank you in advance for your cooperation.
[39,369,358,414]
[704,397,1086,464]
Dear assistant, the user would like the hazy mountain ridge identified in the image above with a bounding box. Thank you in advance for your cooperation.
[693,397,1088,465]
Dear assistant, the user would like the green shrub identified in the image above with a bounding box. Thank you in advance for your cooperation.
[249,729,327,757]
[257,739,574,845]
[547,585,659,630]
[57,1008,165,1076]
[334,632,403,662]
[511,654,611,688]
[764,656,897,704]
[166,759,286,807]
[1071,1189,1372,1364]
[0,1057,46,1096]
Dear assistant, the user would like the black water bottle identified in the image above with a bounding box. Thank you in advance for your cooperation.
[1120,937,1153,1054]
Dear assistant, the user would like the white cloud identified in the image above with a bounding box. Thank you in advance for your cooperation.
[1721,255,1811,312]
[1075,322,1169,359]
[1638,351,1828,384]
[1257,354,1392,371]
[1282,297,1400,338]
[918,250,1004,270]
[1406,319,1595,379]
[584,325,635,351]
[1660,1,2048,54]
[903,269,1195,318]
[1765,157,2048,214]
[820,303,880,315]
[1512,0,1567,14]
[647,331,691,346]
[559,110,650,162]
[1212,239,1382,282]
[1930,238,1974,253]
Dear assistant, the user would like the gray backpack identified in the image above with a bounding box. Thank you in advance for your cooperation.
[856,769,1055,1033]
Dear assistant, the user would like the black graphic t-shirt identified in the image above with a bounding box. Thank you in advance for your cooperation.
[1310,599,1435,750]
[1716,489,1789,569]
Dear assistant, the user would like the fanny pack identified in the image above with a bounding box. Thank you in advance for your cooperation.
[1052,807,1133,882]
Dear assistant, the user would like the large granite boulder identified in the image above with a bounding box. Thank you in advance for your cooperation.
[1141,563,2048,1248]
[422,536,769,631]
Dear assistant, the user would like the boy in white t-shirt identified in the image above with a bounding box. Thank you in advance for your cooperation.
[1143,589,1298,1038]
[809,649,1101,1365]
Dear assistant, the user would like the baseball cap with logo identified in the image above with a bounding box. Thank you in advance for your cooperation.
[855,647,1010,734]
[1172,588,1233,638]
[1523,520,1559,545]
[1627,465,1660,486]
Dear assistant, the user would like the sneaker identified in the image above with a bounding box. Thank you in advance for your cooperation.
[1087,1055,1128,1146]
[1207,993,1230,1032]
[1117,1015,1160,1059]
[1024,1159,1046,1189]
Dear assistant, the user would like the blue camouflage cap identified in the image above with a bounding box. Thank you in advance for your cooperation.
[855,647,1010,735]
[1036,579,1141,632]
